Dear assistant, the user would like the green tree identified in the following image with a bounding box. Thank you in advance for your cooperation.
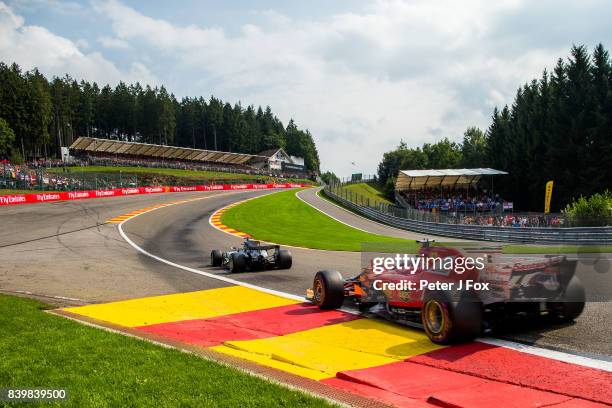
[25,69,52,157]
[460,127,487,167]
[0,118,16,158]
[320,171,339,185]
[0,61,320,169]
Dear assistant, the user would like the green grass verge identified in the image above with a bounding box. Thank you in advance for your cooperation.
[48,166,312,183]
[0,189,61,195]
[221,188,421,251]
[0,294,335,407]
[502,245,612,254]
[340,182,392,205]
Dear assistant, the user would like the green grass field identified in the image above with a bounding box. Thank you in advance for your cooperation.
[0,189,61,195]
[0,294,334,407]
[48,166,312,183]
[339,182,392,205]
[221,188,421,251]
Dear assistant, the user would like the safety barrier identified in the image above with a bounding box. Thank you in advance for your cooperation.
[324,186,612,244]
[0,183,306,207]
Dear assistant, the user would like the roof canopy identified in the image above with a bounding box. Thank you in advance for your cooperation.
[69,137,266,165]
[395,168,508,191]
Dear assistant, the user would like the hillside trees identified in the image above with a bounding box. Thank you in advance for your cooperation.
[0,62,320,171]
[0,118,15,157]
[378,44,612,211]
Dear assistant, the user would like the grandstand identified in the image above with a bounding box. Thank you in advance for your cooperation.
[395,168,508,190]
[67,137,308,177]
[395,168,511,214]
[70,137,262,166]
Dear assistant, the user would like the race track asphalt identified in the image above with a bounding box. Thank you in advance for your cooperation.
[1,188,610,357]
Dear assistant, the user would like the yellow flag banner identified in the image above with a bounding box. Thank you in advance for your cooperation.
[544,180,554,213]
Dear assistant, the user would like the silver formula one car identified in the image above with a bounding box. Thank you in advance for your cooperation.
[210,238,293,273]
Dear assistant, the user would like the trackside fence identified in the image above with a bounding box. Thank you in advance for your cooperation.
[324,183,612,244]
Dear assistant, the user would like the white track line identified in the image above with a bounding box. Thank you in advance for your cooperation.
[118,192,304,302]
[117,190,612,373]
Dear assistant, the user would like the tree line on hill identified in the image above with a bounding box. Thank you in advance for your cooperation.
[0,62,320,171]
[377,44,612,211]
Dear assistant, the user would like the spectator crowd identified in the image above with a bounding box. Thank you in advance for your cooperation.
[395,187,565,228]
[458,214,564,227]
[1,153,311,192]
[402,188,509,212]
[78,154,311,180]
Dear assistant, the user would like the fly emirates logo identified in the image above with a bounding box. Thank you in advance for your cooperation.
[0,195,26,205]
[36,193,61,202]
[68,191,90,199]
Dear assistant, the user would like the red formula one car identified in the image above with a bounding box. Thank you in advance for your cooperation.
[307,240,585,344]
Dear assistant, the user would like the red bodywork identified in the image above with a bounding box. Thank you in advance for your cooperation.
[347,245,571,308]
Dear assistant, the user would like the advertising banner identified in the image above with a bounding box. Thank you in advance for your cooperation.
[0,183,307,207]
[544,180,554,213]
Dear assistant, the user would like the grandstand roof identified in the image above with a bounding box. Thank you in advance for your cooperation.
[69,137,266,165]
[395,168,508,191]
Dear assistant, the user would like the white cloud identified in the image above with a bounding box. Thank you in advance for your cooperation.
[98,35,130,49]
[7,0,82,15]
[0,1,156,86]
[4,0,610,175]
[92,0,571,175]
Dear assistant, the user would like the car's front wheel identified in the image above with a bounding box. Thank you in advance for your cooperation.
[312,270,344,309]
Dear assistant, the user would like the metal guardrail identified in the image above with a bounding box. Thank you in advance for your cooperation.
[394,190,410,208]
[324,185,612,244]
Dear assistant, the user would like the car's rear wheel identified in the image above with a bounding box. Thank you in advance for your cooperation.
[548,275,585,323]
[210,250,223,267]
[312,270,344,309]
[229,253,246,273]
[421,291,482,344]
[276,249,292,269]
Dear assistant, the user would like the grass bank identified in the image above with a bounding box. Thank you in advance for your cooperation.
[0,294,334,407]
[339,182,392,205]
[0,189,60,195]
[221,188,421,251]
[48,166,312,184]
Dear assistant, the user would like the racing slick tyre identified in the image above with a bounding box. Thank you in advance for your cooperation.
[211,250,223,267]
[229,253,246,273]
[548,275,585,323]
[313,270,344,310]
[421,291,482,345]
[276,249,293,269]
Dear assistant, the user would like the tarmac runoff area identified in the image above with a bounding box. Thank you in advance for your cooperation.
[1,187,611,407]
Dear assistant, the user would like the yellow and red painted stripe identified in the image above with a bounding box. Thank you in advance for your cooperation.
[209,201,251,238]
[107,197,214,223]
[63,287,611,408]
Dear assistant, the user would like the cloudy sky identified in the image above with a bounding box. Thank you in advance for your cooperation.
[1,1,610,175]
